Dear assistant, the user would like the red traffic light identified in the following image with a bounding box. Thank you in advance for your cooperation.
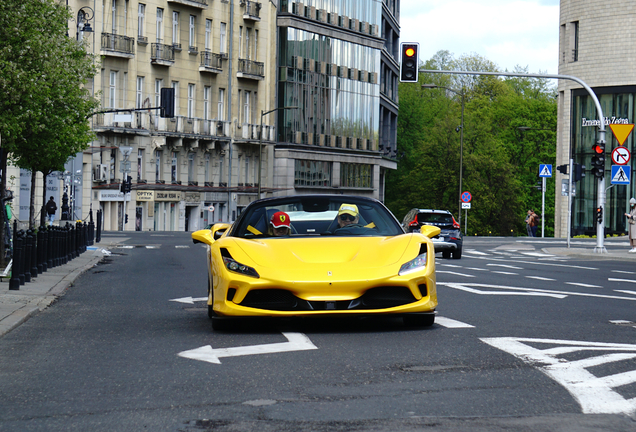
[592,144,603,154]
[405,48,415,57]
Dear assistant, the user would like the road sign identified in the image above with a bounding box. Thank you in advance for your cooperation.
[609,124,634,146]
[539,164,552,178]
[461,191,472,203]
[611,165,631,185]
[118,161,131,173]
[612,146,631,165]
[462,202,471,209]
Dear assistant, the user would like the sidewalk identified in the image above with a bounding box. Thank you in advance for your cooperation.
[0,236,127,337]
[1,236,635,338]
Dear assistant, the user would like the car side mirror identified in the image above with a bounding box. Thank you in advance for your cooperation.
[211,223,231,240]
[420,225,441,239]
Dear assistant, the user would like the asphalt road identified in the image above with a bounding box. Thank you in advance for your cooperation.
[0,233,635,431]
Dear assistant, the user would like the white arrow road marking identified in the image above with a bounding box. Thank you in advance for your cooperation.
[436,317,474,328]
[178,332,318,364]
[480,337,636,415]
[439,283,636,302]
[169,296,208,304]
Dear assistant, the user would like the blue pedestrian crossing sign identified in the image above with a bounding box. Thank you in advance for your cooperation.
[611,165,631,185]
[539,164,552,178]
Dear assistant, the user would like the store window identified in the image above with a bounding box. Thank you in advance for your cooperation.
[294,160,332,187]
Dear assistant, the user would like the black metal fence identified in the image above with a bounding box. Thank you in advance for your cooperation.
[8,216,97,291]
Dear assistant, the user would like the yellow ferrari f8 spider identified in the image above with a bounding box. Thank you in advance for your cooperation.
[192,195,440,330]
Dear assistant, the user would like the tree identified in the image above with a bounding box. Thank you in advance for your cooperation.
[0,0,99,235]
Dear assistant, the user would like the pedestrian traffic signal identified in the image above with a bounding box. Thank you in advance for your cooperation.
[535,179,543,191]
[596,206,603,224]
[556,164,568,175]
[160,87,175,118]
[400,42,419,83]
[573,163,586,182]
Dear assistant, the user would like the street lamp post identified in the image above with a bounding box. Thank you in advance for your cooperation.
[422,84,465,230]
[258,106,298,198]
[76,6,94,41]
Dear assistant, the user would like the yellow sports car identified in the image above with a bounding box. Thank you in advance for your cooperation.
[192,195,440,330]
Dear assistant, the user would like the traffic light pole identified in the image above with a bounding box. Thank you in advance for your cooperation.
[418,69,607,252]
[567,158,573,249]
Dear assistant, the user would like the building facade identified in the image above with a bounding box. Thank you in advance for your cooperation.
[556,0,636,237]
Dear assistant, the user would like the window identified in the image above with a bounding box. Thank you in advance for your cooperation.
[246,28,251,59]
[109,71,117,108]
[254,30,258,61]
[111,0,117,34]
[245,156,250,184]
[218,88,225,120]
[218,155,224,185]
[172,11,179,45]
[189,15,195,48]
[340,163,372,188]
[156,8,163,42]
[253,155,259,185]
[572,21,579,62]
[110,149,117,181]
[220,22,227,54]
[238,26,243,58]
[171,81,179,116]
[294,160,332,187]
[203,86,210,120]
[187,83,195,118]
[136,76,144,109]
[188,153,195,182]
[155,79,162,107]
[138,3,145,38]
[155,150,162,181]
[171,151,178,182]
[237,154,242,185]
[205,19,212,51]
[243,91,251,124]
[137,149,144,181]
[204,153,210,183]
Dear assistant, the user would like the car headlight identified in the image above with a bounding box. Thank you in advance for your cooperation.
[223,257,260,278]
[399,253,427,276]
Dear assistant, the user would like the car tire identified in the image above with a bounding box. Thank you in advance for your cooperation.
[211,316,231,331]
[442,251,451,259]
[452,248,462,259]
[207,273,216,319]
[403,314,435,327]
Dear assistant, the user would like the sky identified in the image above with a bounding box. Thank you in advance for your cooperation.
[399,0,560,74]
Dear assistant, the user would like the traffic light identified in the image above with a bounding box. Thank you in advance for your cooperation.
[120,179,126,193]
[125,214,129,224]
[400,42,419,83]
[160,87,175,118]
[557,164,568,175]
[573,163,586,182]
[535,179,543,191]
[591,140,606,179]
[596,206,603,224]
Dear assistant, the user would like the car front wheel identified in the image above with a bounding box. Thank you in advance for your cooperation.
[452,247,462,259]
[403,314,435,327]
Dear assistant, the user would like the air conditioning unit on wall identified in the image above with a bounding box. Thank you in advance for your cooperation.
[92,164,108,182]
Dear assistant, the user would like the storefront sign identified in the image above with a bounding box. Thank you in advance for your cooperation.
[97,190,130,202]
[582,117,630,127]
[136,190,155,201]
[155,191,184,202]
[185,192,201,203]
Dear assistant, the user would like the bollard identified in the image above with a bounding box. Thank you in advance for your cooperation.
[23,230,32,283]
[9,230,22,290]
[96,210,102,243]
[88,209,94,246]
[41,226,48,272]
[31,228,38,277]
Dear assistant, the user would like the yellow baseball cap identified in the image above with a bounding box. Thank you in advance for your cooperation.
[338,203,359,217]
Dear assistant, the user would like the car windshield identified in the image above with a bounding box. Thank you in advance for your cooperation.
[231,196,404,238]
[417,213,453,224]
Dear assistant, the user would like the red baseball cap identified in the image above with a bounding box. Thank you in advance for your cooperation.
[270,211,291,228]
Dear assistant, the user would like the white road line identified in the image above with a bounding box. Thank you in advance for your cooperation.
[487,264,523,270]
[610,320,634,325]
[526,276,556,281]
[465,267,489,271]
[492,271,518,275]
[521,252,555,257]
[438,264,463,268]
[436,271,475,278]
[608,278,636,284]
[470,256,597,270]
[436,317,475,328]
[146,245,159,249]
[612,270,636,275]
[464,250,489,255]
[614,290,636,296]
[440,283,567,298]
[176,245,190,249]
[565,282,603,288]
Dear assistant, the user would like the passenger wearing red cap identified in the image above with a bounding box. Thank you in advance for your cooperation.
[269,211,291,236]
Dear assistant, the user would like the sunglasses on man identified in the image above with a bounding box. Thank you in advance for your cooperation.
[339,214,356,221]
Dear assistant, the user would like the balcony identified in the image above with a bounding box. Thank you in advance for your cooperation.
[237,59,264,80]
[101,33,135,58]
[199,51,223,74]
[240,0,261,21]
[151,43,175,66]
[167,0,208,9]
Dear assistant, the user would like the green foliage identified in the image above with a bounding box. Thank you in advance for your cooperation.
[387,51,557,236]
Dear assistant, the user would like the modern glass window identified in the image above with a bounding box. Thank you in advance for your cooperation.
[187,83,195,118]
[220,22,227,54]
[189,15,195,48]
[156,8,163,42]
[172,11,179,45]
[136,76,144,109]
[340,163,372,188]
[205,19,212,51]
[294,160,332,187]
[137,3,145,37]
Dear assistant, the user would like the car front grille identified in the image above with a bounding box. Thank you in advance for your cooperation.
[238,286,422,312]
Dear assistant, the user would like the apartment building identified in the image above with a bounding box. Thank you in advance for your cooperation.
[556,0,636,237]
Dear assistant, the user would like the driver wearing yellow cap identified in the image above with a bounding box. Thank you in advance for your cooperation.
[337,203,359,228]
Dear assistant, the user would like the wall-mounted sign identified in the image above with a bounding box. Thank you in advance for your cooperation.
[136,190,155,201]
[155,191,183,202]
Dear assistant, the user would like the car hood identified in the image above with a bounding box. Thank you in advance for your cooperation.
[226,234,421,270]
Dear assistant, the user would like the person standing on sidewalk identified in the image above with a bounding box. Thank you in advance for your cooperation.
[45,196,57,224]
[624,198,636,252]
